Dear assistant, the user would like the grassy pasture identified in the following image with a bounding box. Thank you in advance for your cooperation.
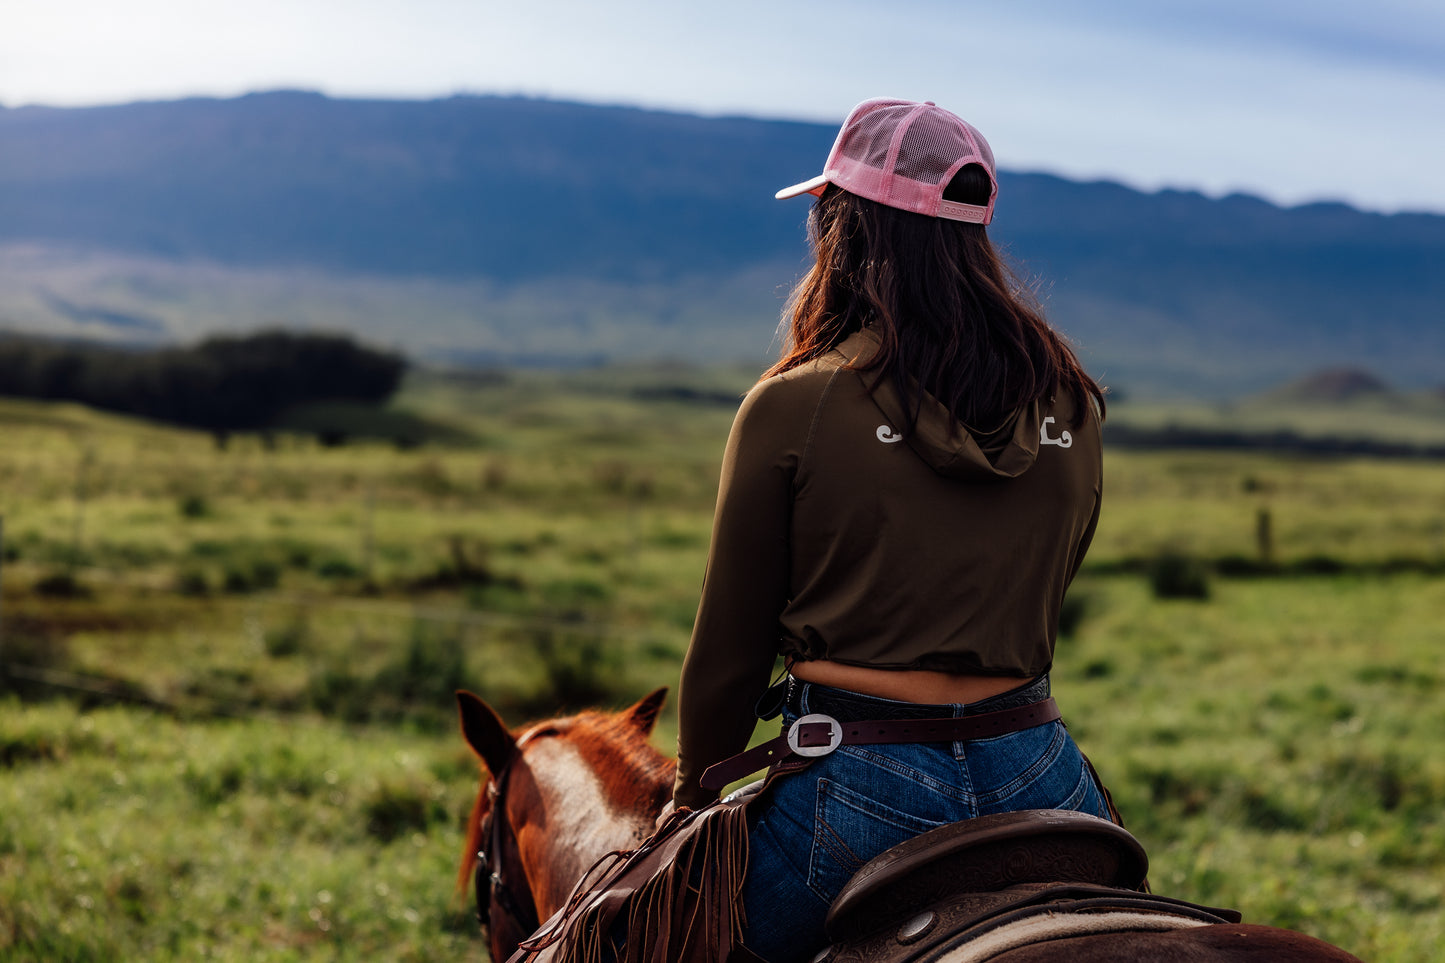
[0,370,1442,961]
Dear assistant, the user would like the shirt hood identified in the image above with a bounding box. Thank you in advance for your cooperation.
[834,327,1042,481]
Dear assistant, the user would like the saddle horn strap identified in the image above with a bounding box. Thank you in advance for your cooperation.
[699,698,1061,791]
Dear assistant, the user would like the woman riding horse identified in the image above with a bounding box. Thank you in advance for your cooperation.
[670,98,1114,963]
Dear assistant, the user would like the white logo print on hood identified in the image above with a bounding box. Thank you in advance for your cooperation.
[1040,417,1073,448]
[837,328,1054,482]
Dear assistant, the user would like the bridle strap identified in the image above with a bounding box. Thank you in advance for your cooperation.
[476,754,541,939]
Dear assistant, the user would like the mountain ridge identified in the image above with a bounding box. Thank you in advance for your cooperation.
[2,91,1442,397]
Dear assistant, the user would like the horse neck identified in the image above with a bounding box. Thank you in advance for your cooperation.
[510,715,675,918]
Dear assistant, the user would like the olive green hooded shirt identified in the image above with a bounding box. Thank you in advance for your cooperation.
[673,328,1102,807]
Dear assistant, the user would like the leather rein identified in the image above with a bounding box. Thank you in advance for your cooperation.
[475,742,542,941]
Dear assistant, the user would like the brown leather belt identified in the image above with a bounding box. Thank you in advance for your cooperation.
[699,697,1061,791]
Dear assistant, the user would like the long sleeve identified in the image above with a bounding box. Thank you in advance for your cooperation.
[1063,407,1104,586]
[672,377,803,808]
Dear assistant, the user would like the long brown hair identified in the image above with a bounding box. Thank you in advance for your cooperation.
[766,166,1105,430]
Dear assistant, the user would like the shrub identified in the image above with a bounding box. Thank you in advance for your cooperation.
[281,542,314,569]
[174,568,211,597]
[482,460,509,491]
[305,623,468,729]
[0,727,63,767]
[362,778,448,842]
[264,618,308,658]
[188,539,229,559]
[183,760,246,805]
[177,493,211,519]
[250,560,281,589]
[33,572,90,599]
[592,460,631,493]
[541,577,614,615]
[0,620,71,696]
[1215,554,1275,577]
[222,559,279,594]
[413,459,454,497]
[315,556,361,579]
[392,624,469,708]
[306,667,372,724]
[1293,554,1346,575]
[1147,550,1210,600]
[1239,785,1310,832]
[410,536,512,591]
[525,630,622,713]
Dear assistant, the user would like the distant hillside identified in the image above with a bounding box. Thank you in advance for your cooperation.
[1106,365,1445,454]
[2,91,1443,396]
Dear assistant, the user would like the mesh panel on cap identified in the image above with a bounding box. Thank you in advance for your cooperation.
[836,106,906,171]
[892,119,975,185]
[894,112,994,185]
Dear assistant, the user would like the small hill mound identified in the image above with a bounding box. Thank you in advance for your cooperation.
[1273,368,1393,402]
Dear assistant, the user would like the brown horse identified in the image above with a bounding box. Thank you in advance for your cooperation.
[456,689,1364,963]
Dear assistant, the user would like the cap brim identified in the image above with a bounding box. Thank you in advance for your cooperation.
[774,173,829,200]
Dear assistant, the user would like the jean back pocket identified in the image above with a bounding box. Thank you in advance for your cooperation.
[807,777,946,904]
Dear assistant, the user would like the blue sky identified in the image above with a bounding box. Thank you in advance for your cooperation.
[3,0,1442,213]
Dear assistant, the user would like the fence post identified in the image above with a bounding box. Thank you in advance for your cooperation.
[362,479,376,583]
[0,515,6,671]
[71,446,93,574]
[1255,507,1274,565]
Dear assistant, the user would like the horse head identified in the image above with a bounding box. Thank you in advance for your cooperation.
[456,688,674,961]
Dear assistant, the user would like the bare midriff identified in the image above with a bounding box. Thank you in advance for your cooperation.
[787,659,1030,707]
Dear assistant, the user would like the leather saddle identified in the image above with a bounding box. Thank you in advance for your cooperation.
[813,810,1241,963]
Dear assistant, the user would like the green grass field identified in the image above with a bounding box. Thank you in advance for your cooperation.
[1,371,1441,961]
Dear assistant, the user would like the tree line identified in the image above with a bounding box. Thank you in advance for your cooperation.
[0,330,406,435]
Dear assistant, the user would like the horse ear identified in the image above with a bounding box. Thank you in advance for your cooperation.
[457,690,517,774]
[624,687,668,735]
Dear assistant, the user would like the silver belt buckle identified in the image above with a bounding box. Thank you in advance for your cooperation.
[787,713,843,757]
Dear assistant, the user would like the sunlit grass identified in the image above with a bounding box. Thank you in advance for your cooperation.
[0,700,479,962]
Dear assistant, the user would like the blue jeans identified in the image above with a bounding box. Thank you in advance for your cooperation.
[739,679,1109,963]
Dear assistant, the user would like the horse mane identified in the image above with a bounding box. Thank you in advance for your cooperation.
[456,706,677,902]
[566,708,677,815]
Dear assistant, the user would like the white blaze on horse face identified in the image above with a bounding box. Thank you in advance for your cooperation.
[514,737,651,917]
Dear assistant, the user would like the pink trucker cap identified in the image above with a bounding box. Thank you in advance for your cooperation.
[776,99,998,225]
